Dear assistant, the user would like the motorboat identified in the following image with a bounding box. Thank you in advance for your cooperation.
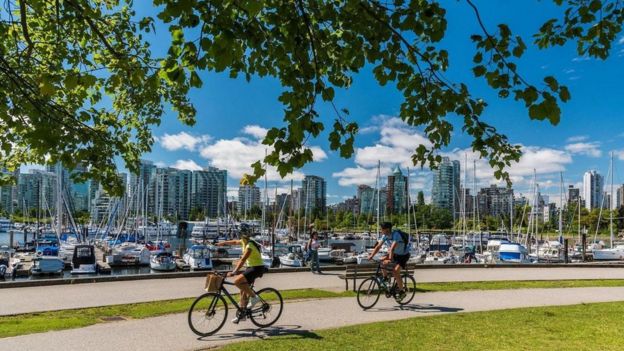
[593,242,624,261]
[530,241,564,263]
[498,243,531,264]
[278,245,304,267]
[108,242,151,265]
[423,251,456,265]
[183,245,213,270]
[150,251,177,271]
[70,245,97,274]
[31,255,65,275]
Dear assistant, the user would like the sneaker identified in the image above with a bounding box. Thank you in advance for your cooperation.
[231,315,246,324]
[247,295,261,309]
[396,289,407,301]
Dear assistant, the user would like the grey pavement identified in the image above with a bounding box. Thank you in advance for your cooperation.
[4,267,624,315]
[3,286,624,351]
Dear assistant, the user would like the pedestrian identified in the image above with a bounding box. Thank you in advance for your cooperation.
[307,232,321,273]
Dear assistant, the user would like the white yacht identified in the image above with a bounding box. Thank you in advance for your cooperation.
[498,243,531,264]
[150,251,177,271]
[278,245,304,267]
[108,242,151,265]
[70,245,97,274]
[183,245,213,270]
[31,255,65,275]
[593,242,624,261]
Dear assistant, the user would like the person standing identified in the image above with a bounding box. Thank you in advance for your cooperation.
[307,232,321,273]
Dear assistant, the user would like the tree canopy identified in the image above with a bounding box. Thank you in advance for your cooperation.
[1,1,622,194]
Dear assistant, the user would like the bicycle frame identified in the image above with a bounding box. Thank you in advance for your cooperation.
[208,275,264,315]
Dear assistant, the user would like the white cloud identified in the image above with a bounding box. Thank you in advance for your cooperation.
[158,132,212,151]
[614,150,624,161]
[572,56,590,62]
[619,37,624,45]
[566,135,588,143]
[564,69,575,74]
[564,142,602,158]
[171,159,203,171]
[243,125,268,140]
[332,166,392,187]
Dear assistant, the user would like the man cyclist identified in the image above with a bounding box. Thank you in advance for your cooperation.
[368,222,410,299]
[215,224,265,324]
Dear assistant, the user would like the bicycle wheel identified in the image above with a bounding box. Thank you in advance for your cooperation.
[249,287,283,328]
[188,292,228,337]
[356,277,381,309]
[396,274,417,306]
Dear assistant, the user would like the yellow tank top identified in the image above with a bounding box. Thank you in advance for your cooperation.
[242,241,264,267]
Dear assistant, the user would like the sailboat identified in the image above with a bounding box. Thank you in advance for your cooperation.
[32,164,66,275]
[593,153,624,260]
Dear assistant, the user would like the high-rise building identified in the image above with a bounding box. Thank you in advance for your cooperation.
[238,185,261,215]
[17,170,56,214]
[616,185,624,209]
[386,166,408,214]
[129,159,157,214]
[431,157,460,213]
[583,170,604,210]
[191,167,227,218]
[275,193,291,213]
[0,168,18,214]
[476,185,514,218]
[567,185,580,208]
[358,185,386,217]
[301,175,326,214]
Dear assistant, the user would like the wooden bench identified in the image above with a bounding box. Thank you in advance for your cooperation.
[338,263,416,291]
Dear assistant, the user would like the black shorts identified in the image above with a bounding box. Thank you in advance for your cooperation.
[242,265,265,285]
[392,253,410,269]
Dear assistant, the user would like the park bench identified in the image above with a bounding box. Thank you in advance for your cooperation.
[338,263,416,291]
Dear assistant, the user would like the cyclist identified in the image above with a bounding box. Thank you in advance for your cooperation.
[215,224,265,324]
[367,222,410,299]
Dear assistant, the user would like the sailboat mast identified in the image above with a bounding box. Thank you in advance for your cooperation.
[559,172,563,243]
[56,163,62,238]
[376,160,381,240]
[610,152,614,248]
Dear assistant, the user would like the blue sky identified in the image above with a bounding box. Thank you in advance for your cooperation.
[117,2,624,204]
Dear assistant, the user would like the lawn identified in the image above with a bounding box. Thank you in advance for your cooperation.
[219,301,624,351]
[3,279,624,338]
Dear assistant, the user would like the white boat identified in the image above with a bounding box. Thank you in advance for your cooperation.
[70,245,97,274]
[498,243,531,264]
[31,256,65,275]
[530,241,564,263]
[109,242,151,265]
[278,245,304,267]
[150,251,177,271]
[423,251,456,265]
[593,243,624,261]
[318,247,332,262]
[183,245,213,270]
[190,220,223,239]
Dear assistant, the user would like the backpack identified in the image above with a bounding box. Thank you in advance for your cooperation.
[394,230,410,252]
[247,239,263,252]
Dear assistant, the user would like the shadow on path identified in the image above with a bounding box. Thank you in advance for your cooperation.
[367,304,464,314]
[198,324,322,343]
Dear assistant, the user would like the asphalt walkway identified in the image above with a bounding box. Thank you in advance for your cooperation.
[3,286,624,351]
[3,267,624,315]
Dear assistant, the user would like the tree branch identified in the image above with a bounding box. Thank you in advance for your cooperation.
[18,0,34,57]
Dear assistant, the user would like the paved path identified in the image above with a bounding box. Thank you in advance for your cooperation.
[4,286,624,351]
[4,267,624,315]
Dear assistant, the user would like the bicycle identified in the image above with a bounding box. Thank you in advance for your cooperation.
[188,271,284,337]
[356,260,417,310]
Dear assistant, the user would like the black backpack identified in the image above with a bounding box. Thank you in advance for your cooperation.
[394,230,410,251]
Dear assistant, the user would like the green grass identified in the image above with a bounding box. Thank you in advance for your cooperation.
[4,279,624,339]
[220,301,624,351]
